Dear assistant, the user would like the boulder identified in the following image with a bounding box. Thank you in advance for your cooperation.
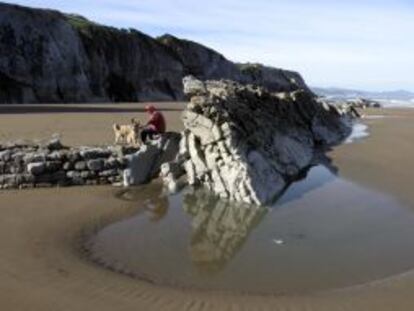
[123,133,181,186]
[80,171,96,179]
[45,161,62,172]
[79,148,111,160]
[74,161,87,171]
[46,138,64,151]
[27,162,46,175]
[99,169,118,177]
[24,152,47,163]
[62,162,73,171]
[0,150,12,162]
[87,159,104,171]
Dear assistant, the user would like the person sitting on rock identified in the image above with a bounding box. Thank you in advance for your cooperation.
[141,104,166,143]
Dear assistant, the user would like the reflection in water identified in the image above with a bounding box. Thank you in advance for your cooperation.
[111,156,339,273]
[182,155,337,273]
[88,155,414,294]
[115,187,169,222]
[183,189,268,273]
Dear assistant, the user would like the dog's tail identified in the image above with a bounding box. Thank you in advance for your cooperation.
[113,123,120,131]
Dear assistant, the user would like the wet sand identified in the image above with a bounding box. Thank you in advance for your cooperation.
[330,108,414,208]
[1,105,414,310]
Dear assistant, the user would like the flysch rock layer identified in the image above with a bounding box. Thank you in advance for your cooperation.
[161,76,353,206]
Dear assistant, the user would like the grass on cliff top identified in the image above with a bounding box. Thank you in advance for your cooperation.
[65,14,149,40]
[237,63,264,75]
[65,14,96,30]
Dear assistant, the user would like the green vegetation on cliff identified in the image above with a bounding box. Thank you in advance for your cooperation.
[65,14,95,30]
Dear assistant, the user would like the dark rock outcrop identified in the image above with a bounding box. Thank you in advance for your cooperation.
[0,3,308,103]
[158,34,310,93]
[161,77,352,205]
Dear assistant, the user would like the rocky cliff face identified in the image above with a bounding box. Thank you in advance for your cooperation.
[0,3,308,103]
[0,4,184,103]
[161,77,352,206]
[158,34,310,93]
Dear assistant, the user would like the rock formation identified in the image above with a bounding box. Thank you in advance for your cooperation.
[161,77,352,206]
[123,132,181,186]
[0,3,307,103]
[158,35,309,93]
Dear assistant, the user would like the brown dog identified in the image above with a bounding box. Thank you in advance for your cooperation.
[113,118,141,146]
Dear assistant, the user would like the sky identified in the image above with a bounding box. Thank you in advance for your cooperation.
[8,0,414,91]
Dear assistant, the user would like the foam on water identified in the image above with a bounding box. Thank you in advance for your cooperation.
[345,123,369,143]
[378,99,414,108]
[363,115,385,119]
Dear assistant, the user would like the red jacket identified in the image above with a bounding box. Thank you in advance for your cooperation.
[147,111,166,133]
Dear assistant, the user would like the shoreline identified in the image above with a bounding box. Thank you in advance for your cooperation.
[329,107,414,208]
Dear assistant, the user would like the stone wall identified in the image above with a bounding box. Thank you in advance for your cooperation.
[0,133,182,190]
[0,139,135,189]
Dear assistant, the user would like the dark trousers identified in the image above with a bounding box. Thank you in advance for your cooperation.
[141,128,158,143]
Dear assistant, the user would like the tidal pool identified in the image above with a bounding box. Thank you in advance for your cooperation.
[87,164,414,295]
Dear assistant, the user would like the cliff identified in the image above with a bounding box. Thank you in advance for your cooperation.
[158,34,310,93]
[0,2,308,103]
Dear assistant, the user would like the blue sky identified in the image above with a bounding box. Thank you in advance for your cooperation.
[9,0,414,91]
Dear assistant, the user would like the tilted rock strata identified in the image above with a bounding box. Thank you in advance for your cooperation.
[162,77,352,206]
[317,97,382,118]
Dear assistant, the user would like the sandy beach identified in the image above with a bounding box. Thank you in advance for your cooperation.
[0,102,185,146]
[330,108,414,208]
[1,105,414,310]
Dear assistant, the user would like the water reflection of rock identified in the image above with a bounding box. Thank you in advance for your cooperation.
[115,186,169,222]
[112,153,338,273]
[182,153,338,273]
[183,189,268,273]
